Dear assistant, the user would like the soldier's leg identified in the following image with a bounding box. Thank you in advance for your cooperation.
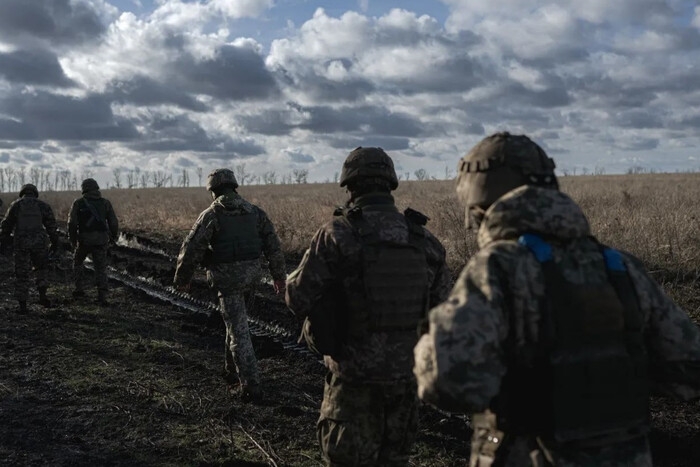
[219,293,260,392]
[13,248,31,305]
[73,244,89,293]
[30,247,51,306]
[377,381,419,466]
[317,373,383,467]
[91,245,109,302]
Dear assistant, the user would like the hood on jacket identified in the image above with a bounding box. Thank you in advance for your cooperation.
[477,185,590,248]
[83,190,102,200]
[211,192,253,214]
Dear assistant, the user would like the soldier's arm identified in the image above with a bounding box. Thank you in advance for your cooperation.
[41,202,59,246]
[425,233,452,308]
[174,210,216,286]
[256,208,286,281]
[0,201,18,238]
[285,224,340,319]
[67,200,79,245]
[625,256,700,400]
[105,199,119,241]
[414,247,509,413]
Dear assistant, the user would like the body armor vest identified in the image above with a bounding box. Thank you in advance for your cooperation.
[16,199,44,234]
[340,206,429,335]
[495,234,649,449]
[78,198,108,233]
[210,212,262,263]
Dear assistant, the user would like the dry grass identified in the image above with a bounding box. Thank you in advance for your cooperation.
[3,173,698,276]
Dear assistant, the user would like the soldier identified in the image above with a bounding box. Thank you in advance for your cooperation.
[68,178,119,305]
[413,132,700,466]
[173,168,286,402]
[286,147,451,467]
[0,184,58,313]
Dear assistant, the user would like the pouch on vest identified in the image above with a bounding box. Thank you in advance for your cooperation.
[16,200,44,234]
[342,206,430,335]
[79,198,108,233]
[499,234,649,446]
[299,281,348,359]
[211,212,262,263]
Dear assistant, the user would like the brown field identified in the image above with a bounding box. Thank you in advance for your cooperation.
[1,173,699,466]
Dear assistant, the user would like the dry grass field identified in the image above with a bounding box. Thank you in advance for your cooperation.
[6,172,697,272]
[1,172,699,466]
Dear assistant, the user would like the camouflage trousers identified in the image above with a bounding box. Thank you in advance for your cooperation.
[220,289,260,390]
[74,243,109,296]
[14,247,49,302]
[318,373,419,467]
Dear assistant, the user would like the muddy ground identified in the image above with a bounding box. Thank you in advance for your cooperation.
[0,235,699,466]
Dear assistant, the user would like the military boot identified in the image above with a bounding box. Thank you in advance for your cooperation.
[17,301,28,314]
[38,287,52,308]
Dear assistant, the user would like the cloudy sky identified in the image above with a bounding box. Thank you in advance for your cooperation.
[1,0,699,186]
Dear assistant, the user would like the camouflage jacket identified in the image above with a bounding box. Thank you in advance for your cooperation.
[174,192,286,293]
[0,194,58,250]
[67,190,119,246]
[413,186,700,465]
[286,193,452,382]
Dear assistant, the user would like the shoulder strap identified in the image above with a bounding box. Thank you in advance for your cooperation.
[518,233,553,263]
[83,198,105,227]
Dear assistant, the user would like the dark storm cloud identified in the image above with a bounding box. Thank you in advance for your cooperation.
[240,104,424,138]
[0,142,18,149]
[615,110,664,129]
[297,105,424,136]
[0,153,10,163]
[173,45,278,101]
[614,137,660,151]
[0,49,75,87]
[0,0,105,47]
[107,76,208,112]
[286,151,315,163]
[327,136,411,151]
[1,92,138,141]
[131,114,264,157]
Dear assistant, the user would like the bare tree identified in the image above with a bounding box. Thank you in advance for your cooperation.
[178,169,190,187]
[140,171,150,188]
[234,163,253,186]
[262,171,277,185]
[333,172,339,183]
[126,170,136,189]
[112,168,122,189]
[414,168,429,181]
[293,169,308,184]
[18,167,26,186]
[404,172,410,181]
[151,170,170,188]
[444,165,453,180]
[196,167,203,186]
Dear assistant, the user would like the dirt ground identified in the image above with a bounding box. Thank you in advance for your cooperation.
[0,249,470,466]
[1,232,699,466]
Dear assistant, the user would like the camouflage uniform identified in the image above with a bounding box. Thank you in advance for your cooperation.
[174,190,286,393]
[0,185,58,306]
[287,189,451,465]
[68,179,119,302]
[414,134,700,466]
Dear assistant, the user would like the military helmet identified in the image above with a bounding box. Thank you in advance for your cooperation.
[339,147,399,190]
[81,178,100,193]
[206,168,239,192]
[456,132,557,210]
[19,183,38,198]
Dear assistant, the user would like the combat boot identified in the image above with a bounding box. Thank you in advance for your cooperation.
[17,301,28,314]
[38,287,52,308]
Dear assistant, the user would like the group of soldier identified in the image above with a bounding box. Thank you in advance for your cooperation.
[3,131,700,466]
[1,178,119,312]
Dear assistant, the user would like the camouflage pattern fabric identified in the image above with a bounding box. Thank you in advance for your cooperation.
[174,192,285,390]
[286,193,452,382]
[0,195,57,302]
[13,247,49,302]
[286,192,450,467]
[67,190,119,247]
[174,192,286,287]
[414,185,700,466]
[318,373,418,467]
[73,244,109,297]
[220,290,260,389]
